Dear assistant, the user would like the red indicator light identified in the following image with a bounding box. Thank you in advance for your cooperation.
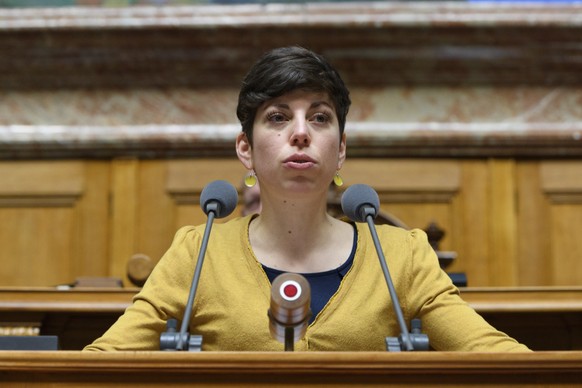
[283,284,298,298]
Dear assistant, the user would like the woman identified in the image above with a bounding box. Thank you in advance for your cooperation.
[84,47,529,352]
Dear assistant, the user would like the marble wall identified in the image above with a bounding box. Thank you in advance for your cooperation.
[1,2,582,158]
[3,87,582,126]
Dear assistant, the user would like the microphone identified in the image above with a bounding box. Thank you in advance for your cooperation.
[199,180,239,218]
[160,180,238,351]
[268,273,311,351]
[341,184,429,352]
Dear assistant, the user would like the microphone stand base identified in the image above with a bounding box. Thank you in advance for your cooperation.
[385,337,402,352]
[385,333,430,352]
[160,333,203,352]
[160,319,203,351]
[284,327,294,352]
[187,335,203,352]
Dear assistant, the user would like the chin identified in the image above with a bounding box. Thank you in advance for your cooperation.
[284,180,324,194]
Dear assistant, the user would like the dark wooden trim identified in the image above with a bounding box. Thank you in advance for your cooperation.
[1,3,582,90]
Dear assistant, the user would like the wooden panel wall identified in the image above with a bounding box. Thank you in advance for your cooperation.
[108,159,248,286]
[1,158,581,288]
[519,161,582,286]
[0,161,110,287]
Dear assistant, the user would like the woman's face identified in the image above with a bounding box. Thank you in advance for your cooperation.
[237,89,346,197]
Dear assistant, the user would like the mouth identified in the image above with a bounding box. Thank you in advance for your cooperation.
[283,154,316,169]
[284,154,316,164]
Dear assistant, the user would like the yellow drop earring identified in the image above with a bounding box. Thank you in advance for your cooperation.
[333,171,344,187]
[244,170,257,188]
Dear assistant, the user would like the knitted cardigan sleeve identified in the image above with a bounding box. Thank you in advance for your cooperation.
[402,228,530,352]
[84,226,200,351]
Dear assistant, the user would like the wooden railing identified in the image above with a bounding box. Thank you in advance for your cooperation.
[1,287,581,351]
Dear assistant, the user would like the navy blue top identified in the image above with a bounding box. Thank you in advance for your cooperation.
[262,225,357,323]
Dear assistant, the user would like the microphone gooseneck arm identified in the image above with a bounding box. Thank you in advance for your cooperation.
[361,206,414,351]
[341,183,429,352]
[176,204,217,350]
[160,179,238,352]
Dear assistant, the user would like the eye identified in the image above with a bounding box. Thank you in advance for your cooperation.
[266,112,287,123]
[311,112,331,124]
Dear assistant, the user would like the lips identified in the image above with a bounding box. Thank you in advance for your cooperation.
[283,154,316,169]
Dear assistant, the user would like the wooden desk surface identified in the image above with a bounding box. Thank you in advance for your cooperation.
[0,287,138,313]
[0,351,581,387]
[459,286,582,312]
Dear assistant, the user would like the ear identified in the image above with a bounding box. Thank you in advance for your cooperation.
[337,132,347,170]
[236,132,253,170]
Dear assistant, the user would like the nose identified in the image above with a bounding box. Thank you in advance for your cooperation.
[290,118,311,147]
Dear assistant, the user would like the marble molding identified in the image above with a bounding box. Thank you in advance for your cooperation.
[1,2,582,159]
[2,122,581,159]
[3,87,582,126]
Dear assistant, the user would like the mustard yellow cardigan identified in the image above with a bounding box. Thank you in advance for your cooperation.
[84,216,529,352]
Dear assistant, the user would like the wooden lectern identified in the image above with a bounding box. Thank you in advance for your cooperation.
[0,351,581,387]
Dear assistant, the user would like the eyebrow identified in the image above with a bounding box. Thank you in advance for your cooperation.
[311,101,334,110]
[268,101,334,110]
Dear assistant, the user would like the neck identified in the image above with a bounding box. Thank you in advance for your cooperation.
[253,193,331,241]
[248,194,352,273]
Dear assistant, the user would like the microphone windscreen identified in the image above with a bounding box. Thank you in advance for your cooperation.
[341,184,380,222]
[200,180,239,218]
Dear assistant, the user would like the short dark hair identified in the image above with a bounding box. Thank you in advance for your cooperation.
[236,46,351,145]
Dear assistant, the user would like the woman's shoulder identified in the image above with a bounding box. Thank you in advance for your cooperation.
[176,215,251,233]
[162,216,252,264]
[177,215,253,242]
[354,222,410,237]
[354,222,431,249]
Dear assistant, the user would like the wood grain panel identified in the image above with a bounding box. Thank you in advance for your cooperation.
[342,158,460,272]
[487,159,518,286]
[109,159,139,283]
[540,161,582,191]
[0,161,109,286]
[136,161,176,271]
[550,205,582,285]
[167,159,247,195]
[449,161,490,286]
[121,159,247,273]
[0,208,73,286]
[0,161,83,207]
[74,162,110,277]
[539,161,582,285]
[2,157,582,288]
[342,158,460,252]
[341,159,460,194]
[0,161,84,195]
[166,158,247,224]
[540,161,582,203]
[516,162,552,286]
